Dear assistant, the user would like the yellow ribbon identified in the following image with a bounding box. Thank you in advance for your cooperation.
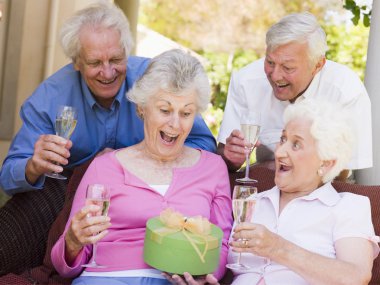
[151,208,218,263]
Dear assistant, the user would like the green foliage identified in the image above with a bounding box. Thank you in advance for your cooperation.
[324,22,369,80]
[200,50,259,111]
[343,0,371,27]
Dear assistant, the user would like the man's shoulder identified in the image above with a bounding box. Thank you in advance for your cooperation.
[323,60,361,80]
[236,58,265,78]
[232,58,267,90]
[26,64,79,103]
[127,56,151,74]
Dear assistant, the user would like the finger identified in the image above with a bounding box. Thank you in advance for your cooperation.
[183,272,200,284]
[171,274,187,285]
[230,129,244,139]
[39,134,68,146]
[234,222,256,233]
[205,274,220,284]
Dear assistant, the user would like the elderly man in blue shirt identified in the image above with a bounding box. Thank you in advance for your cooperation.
[0,2,215,276]
[0,3,215,196]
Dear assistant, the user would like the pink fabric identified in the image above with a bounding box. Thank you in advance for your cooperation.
[51,149,232,280]
[257,277,266,285]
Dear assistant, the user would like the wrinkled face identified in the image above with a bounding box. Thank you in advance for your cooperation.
[74,26,127,108]
[141,90,198,161]
[274,119,323,194]
[264,42,324,102]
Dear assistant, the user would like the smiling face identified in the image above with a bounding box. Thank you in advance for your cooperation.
[274,119,324,197]
[74,26,127,108]
[264,42,325,102]
[140,91,198,161]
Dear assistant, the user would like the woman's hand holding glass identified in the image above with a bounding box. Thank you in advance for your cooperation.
[64,184,111,268]
[230,223,282,260]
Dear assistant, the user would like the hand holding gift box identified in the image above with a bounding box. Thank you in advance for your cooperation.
[144,208,223,275]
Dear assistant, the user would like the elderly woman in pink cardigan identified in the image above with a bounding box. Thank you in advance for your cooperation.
[51,49,232,285]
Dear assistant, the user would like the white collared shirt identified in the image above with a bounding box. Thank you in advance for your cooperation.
[218,58,372,169]
[228,183,379,285]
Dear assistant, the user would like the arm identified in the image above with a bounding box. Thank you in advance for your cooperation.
[217,72,251,170]
[208,156,233,280]
[232,223,372,285]
[51,158,110,277]
[185,114,216,153]
[0,99,72,195]
[217,131,246,172]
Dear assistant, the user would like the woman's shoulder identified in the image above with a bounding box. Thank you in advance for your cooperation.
[335,191,371,214]
[198,149,227,166]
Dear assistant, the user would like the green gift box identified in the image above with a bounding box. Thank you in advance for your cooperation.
[143,210,223,275]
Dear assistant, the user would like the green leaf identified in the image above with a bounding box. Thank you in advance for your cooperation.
[363,14,370,27]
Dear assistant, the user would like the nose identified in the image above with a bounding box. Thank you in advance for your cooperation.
[168,113,180,129]
[274,142,288,159]
[100,63,115,79]
[270,65,283,82]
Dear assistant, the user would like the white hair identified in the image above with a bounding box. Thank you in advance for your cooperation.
[59,0,134,62]
[127,49,211,113]
[283,99,354,183]
[266,12,328,65]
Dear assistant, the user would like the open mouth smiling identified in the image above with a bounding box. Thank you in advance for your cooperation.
[98,77,117,85]
[276,82,290,89]
[160,131,179,144]
[279,162,292,172]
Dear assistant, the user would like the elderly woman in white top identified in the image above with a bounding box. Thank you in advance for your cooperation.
[169,99,379,285]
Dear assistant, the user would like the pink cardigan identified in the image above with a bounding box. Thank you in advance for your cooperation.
[51,149,232,280]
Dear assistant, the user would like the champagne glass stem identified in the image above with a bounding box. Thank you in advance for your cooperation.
[237,252,242,265]
[92,242,98,264]
[244,152,250,179]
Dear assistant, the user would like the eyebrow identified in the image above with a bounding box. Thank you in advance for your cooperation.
[157,99,196,107]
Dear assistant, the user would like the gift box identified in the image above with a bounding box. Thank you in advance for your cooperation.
[143,208,223,275]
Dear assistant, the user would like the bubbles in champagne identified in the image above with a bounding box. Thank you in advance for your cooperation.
[55,118,77,139]
[241,124,260,150]
[86,199,110,217]
[232,199,256,223]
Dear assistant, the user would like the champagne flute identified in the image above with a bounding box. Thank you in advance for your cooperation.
[82,184,111,268]
[226,185,257,270]
[236,110,261,183]
[46,105,77,180]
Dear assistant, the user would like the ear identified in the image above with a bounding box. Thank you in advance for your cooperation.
[73,59,80,71]
[321,159,336,173]
[312,56,326,76]
[137,105,144,119]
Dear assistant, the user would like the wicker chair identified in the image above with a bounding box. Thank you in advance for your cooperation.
[0,163,379,285]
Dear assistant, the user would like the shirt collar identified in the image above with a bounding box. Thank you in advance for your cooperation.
[294,69,322,103]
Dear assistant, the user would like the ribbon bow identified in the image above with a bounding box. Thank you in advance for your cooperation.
[153,208,216,263]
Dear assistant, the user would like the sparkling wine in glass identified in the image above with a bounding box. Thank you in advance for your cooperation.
[226,185,257,270]
[45,105,77,180]
[82,184,111,268]
[236,110,261,183]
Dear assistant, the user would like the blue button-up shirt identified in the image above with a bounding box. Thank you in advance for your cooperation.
[0,56,216,195]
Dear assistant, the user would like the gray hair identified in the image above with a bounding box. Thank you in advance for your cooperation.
[266,12,328,65]
[283,99,354,183]
[127,49,210,113]
[59,1,134,62]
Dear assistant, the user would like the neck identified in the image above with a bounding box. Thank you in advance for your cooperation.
[140,141,184,165]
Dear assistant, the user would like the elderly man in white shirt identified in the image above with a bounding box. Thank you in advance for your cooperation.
[217,12,372,180]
